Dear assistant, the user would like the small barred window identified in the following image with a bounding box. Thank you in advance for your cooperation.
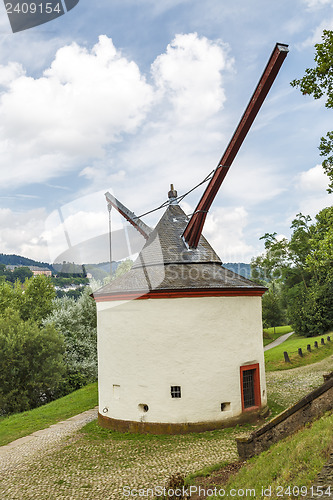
[171,386,181,398]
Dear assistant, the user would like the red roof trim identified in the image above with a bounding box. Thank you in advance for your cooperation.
[94,288,266,302]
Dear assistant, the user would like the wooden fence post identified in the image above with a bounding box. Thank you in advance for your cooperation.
[298,348,303,357]
[307,344,311,352]
[314,341,318,348]
[284,351,290,363]
[321,338,325,345]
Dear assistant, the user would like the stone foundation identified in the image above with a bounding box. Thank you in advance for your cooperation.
[98,406,269,435]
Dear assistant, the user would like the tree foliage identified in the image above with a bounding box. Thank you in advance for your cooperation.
[291,29,333,192]
[261,283,285,331]
[252,207,333,336]
[0,280,24,312]
[8,266,33,283]
[43,287,97,394]
[0,310,65,415]
[0,276,97,413]
[0,275,56,325]
[20,275,56,324]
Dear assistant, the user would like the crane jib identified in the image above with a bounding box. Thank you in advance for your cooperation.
[182,42,289,249]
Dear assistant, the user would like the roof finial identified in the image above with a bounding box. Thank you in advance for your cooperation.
[168,184,178,205]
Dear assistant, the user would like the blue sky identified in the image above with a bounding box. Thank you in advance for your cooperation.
[0,0,332,265]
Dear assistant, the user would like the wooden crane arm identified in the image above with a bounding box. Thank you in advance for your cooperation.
[105,192,152,240]
[182,43,289,249]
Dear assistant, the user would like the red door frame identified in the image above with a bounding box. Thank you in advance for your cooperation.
[240,363,261,411]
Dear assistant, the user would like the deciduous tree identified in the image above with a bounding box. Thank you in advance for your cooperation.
[43,287,97,394]
[253,207,333,336]
[0,310,65,415]
[20,275,56,324]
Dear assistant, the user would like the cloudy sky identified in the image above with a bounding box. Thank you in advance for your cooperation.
[0,0,332,265]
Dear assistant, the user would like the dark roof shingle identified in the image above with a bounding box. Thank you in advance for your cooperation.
[93,203,266,298]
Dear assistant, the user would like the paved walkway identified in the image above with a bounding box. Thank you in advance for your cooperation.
[0,410,240,500]
[264,331,294,351]
[0,407,98,472]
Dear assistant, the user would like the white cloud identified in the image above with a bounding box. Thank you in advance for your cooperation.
[0,32,236,264]
[77,33,233,213]
[151,33,232,125]
[295,164,332,218]
[219,156,287,206]
[203,206,255,262]
[43,208,110,263]
[0,62,25,86]
[302,0,333,9]
[0,32,233,195]
[283,17,306,36]
[300,17,333,47]
[0,207,50,261]
[0,35,154,187]
[42,188,149,264]
[298,164,329,191]
[1,32,283,265]
[296,194,332,219]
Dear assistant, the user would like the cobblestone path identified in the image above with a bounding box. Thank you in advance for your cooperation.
[0,356,331,500]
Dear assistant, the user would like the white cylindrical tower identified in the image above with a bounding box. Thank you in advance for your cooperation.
[94,195,267,434]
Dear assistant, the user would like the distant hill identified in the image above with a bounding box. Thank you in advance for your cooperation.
[85,262,119,281]
[0,254,252,281]
[0,253,53,270]
[223,262,252,279]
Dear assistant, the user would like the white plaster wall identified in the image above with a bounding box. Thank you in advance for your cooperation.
[97,295,266,424]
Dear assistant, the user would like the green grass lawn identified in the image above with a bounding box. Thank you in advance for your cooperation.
[263,325,293,346]
[208,411,333,499]
[265,332,333,371]
[0,382,98,447]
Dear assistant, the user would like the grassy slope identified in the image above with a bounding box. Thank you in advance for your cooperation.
[0,382,98,447]
[208,411,333,499]
[265,332,333,371]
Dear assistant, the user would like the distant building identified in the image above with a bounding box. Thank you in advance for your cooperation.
[5,265,20,271]
[6,265,52,277]
[28,266,52,277]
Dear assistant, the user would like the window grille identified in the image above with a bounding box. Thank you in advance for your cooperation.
[242,369,256,408]
[171,386,181,398]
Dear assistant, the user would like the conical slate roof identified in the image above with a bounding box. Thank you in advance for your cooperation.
[93,202,266,300]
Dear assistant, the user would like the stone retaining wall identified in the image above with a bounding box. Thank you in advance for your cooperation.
[236,373,333,460]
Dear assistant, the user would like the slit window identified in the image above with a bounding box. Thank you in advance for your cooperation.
[171,386,181,398]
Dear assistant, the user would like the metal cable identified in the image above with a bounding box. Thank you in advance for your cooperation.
[134,166,219,220]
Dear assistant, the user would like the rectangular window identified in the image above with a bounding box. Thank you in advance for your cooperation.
[171,386,181,398]
[240,364,261,411]
[221,402,231,411]
[242,369,255,408]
